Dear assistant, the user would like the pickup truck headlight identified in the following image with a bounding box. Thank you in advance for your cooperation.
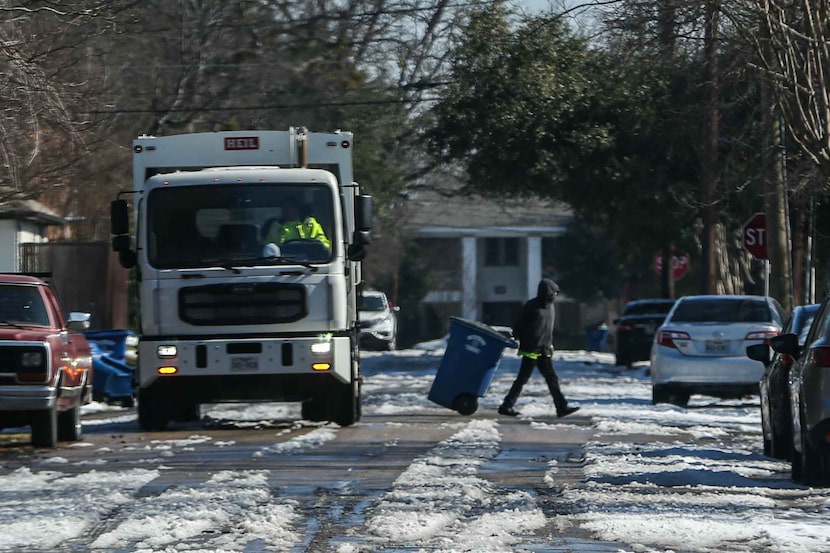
[21,350,44,367]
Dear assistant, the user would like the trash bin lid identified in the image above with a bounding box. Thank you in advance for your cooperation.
[449,316,517,348]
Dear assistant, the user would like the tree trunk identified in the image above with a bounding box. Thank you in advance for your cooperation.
[760,67,793,310]
[701,0,721,294]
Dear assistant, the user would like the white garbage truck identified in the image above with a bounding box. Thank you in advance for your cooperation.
[110,128,372,429]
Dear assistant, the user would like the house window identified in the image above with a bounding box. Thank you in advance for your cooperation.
[484,237,519,266]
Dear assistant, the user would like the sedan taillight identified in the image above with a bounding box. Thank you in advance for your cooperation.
[657,330,690,349]
[745,330,780,342]
[809,346,830,367]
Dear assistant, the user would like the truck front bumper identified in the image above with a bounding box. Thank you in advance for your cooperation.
[137,334,353,389]
[0,385,56,411]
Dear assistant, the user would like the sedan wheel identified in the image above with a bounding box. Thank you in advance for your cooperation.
[799,411,828,486]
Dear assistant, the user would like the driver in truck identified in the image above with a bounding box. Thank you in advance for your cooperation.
[263,198,331,250]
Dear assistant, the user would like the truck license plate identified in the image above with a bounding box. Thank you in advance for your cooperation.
[231,357,259,371]
[705,340,729,353]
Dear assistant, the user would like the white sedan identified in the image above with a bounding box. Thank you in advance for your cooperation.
[650,294,786,407]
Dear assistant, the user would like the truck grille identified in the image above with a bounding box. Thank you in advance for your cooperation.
[179,283,307,326]
[0,344,49,382]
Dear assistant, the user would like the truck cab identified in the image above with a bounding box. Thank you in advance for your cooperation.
[111,129,372,430]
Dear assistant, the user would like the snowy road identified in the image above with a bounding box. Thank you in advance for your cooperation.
[0,345,828,552]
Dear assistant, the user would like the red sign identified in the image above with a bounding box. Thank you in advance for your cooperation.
[224,137,259,150]
[743,212,767,259]
[654,253,690,280]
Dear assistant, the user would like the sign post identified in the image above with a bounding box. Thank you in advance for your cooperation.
[743,212,769,296]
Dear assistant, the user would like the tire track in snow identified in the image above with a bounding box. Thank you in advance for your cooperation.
[347,419,548,552]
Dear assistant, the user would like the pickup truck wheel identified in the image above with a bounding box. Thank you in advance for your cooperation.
[58,398,83,441]
[138,389,170,431]
[31,407,58,448]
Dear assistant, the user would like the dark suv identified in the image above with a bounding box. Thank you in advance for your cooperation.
[614,299,676,367]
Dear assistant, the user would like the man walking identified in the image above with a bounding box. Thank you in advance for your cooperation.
[498,278,580,418]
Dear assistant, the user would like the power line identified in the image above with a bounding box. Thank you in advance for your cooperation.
[86,96,441,114]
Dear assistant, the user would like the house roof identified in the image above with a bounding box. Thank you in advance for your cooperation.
[0,200,66,225]
[402,188,573,238]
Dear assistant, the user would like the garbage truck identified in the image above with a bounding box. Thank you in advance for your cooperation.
[110,128,372,430]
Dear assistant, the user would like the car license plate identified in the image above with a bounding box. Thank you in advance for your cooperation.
[231,357,258,371]
[705,340,729,353]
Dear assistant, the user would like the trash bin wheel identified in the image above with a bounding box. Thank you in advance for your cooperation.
[452,393,478,416]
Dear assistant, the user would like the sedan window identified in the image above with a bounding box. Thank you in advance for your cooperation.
[671,299,772,323]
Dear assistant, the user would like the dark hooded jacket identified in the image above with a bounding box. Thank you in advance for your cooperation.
[512,278,559,356]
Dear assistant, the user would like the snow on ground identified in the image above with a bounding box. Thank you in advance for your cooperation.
[1,340,829,552]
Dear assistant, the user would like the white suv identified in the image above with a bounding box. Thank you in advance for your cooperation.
[358,290,399,350]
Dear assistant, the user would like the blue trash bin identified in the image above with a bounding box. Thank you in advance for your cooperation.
[428,317,517,415]
[585,323,609,352]
[83,329,136,406]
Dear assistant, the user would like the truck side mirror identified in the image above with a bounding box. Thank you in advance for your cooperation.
[355,194,373,231]
[347,230,371,261]
[111,235,137,269]
[111,200,130,235]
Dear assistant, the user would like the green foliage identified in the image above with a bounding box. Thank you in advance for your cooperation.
[550,220,622,302]
[425,6,710,291]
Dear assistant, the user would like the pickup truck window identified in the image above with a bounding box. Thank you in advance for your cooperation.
[0,285,50,327]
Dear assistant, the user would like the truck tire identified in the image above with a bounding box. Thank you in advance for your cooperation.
[31,407,58,448]
[138,388,170,431]
[58,397,83,441]
[301,395,327,422]
[332,379,359,427]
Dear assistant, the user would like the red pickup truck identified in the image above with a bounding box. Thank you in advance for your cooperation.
[0,274,93,447]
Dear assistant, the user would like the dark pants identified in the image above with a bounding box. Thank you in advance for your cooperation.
[502,355,568,413]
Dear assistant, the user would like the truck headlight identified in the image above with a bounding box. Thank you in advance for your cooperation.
[311,334,332,354]
[21,351,44,367]
[157,345,178,358]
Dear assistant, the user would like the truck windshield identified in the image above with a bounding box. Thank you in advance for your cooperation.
[146,183,336,270]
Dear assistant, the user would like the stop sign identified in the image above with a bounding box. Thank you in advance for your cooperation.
[654,253,690,280]
[743,212,768,259]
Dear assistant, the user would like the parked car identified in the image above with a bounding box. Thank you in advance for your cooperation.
[614,298,676,367]
[767,297,830,485]
[358,290,399,350]
[747,303,820,460]
[651,295,786,407]
[0,274,93,447]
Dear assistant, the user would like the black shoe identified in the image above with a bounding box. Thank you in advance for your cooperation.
[557,406,580,418]
[498,405,520,417]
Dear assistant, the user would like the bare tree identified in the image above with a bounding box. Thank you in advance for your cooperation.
[0,2,130,204]
[748,0,830,176]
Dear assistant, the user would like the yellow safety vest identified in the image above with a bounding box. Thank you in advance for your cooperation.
[266,217,330,249]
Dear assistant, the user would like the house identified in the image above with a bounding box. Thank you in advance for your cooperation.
[0,199,66,272]
[402,188,609,346]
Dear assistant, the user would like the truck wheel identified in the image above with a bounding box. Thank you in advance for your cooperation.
[332,379,359,427]
[138,388,170,431]
[57,398,83,441]
[31,407,58,448]
[301,395,327,422]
